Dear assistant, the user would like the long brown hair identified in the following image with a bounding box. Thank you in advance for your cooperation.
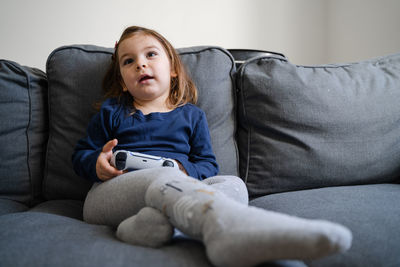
[101,26,197,111]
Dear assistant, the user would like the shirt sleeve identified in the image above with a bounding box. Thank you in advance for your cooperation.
[71,102,114,182]
[178,110,219,180]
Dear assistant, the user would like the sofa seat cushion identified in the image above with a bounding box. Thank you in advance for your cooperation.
[237,53,400,198]
[0,211,213,267]
[0,210,308,267]
[250,183,400,267]
[29,200,84,220]
[0,199,28,216]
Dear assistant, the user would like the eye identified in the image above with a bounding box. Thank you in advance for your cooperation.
[123,58,134,65]
[147,51,158,58]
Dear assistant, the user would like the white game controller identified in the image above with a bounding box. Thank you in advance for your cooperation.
[110,150,179,171]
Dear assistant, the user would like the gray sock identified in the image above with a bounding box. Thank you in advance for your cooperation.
[116,207,173,248]
[204,202,352,267]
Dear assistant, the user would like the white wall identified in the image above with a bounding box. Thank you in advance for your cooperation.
[0,0,399,71]
[327,0,400,63]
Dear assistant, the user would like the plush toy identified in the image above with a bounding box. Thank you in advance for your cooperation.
[83,168,352,267]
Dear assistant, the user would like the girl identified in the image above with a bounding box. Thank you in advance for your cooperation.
[72,26,351,267]
[73,26,217,182]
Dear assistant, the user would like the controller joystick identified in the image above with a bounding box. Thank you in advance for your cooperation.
[114,151,127,170]
[162,160,175,167]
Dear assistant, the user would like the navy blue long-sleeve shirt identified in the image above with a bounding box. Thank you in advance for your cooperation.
[72,98,219,182]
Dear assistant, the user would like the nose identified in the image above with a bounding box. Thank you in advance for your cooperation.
[136,58,147,70]
[136,63,146,70]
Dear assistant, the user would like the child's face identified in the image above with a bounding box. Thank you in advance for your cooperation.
[118,33,175,109]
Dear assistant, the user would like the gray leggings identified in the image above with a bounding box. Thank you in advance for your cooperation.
[82,168,352,267]
[83,168,248,228]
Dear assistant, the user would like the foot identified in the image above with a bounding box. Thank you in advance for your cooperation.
[116,207,174,247]
[204,203,352,267]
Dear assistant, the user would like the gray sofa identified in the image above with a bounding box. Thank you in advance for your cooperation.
[1,44,399,267]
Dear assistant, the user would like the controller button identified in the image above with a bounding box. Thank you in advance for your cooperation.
[162,160,175,167]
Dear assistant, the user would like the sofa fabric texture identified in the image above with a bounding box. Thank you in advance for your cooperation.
[1,45,400,267]
[0,60,47,206]
[237,53,400,198]
[250,184,400,267]
[0,211,213,267]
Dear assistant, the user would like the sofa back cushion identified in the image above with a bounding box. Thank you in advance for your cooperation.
[0,60,48,206]
[237,53,400,198]
[44,45,237,200]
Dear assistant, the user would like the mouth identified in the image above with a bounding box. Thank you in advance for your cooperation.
[138,74,154,83]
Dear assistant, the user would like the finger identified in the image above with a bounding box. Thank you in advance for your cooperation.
[98,173,112,181]
[96,153,121,180]
[102,163,124,177]
[98,168,123,181]
[102,139,118,153]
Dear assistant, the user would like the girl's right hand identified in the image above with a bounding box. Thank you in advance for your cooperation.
[96,139,124,181]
